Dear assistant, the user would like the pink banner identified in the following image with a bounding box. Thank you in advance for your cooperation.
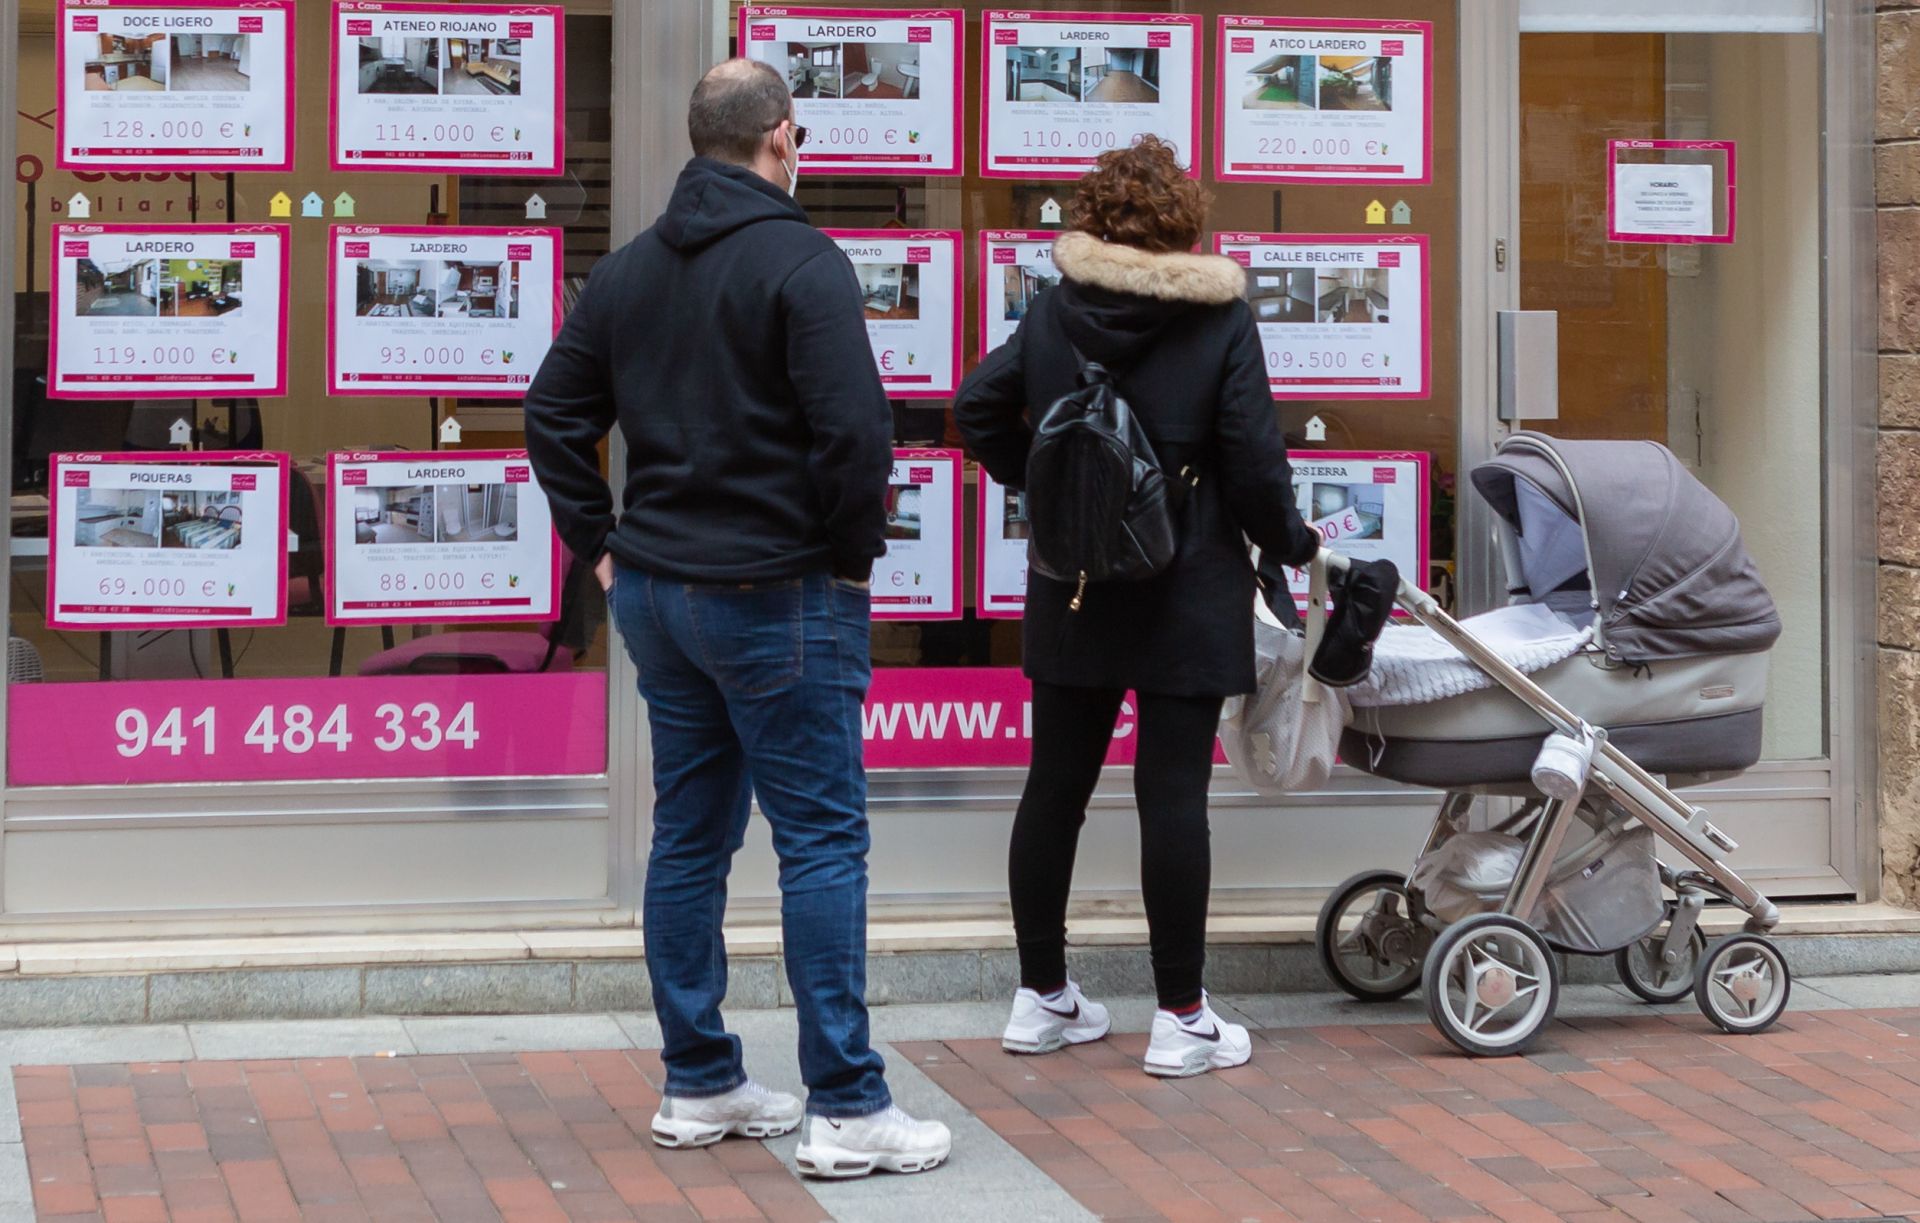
[862,668,1225,769]
[8,673,607,787]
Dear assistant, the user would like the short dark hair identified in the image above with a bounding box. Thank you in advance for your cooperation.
[689,59,792,164]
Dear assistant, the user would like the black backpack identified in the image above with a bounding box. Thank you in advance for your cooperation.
[1025,354,1194,610]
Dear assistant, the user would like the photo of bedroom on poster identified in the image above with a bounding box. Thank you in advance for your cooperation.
[161,491,245,549]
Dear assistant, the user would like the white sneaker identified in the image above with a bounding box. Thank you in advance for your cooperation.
[650,1079,803,1148]
[1001,981,1112,1054]
[794,1105,952,1178]
[1142,995,1253,1078]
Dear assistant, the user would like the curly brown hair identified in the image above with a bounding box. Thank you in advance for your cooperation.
[1068,135,1211,254]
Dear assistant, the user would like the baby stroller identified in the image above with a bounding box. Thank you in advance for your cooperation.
[1311,433,1787,1056]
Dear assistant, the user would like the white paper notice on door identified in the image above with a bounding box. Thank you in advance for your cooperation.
[1214,16,1431,185]
[326,225,561,398]
[979,230,1062,358]
[824,229,962,398]
[58,0,297,172]
[48,451,290,630]
[976,468,1029,619]
[981,11,1200,179]
[875,449,962,621]
[326,450,559,626]
[49,222,290,400]
[739,7,962,176]
[329,1,564,176]
[1214,232,1430,401]
[1611,162,1715,238]
[1280,451,1429,615]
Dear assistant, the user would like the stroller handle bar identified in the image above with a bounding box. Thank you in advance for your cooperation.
[1315,547,1779,933]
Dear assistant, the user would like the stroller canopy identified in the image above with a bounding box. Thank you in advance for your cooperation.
[1469,433,1781,663]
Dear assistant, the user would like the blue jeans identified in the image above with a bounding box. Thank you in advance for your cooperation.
[608,565,891,1119]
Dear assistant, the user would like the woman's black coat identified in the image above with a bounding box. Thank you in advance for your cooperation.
[954,231,1319,697]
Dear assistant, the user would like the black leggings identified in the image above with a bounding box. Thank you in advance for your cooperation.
[1009,681,1225,1011]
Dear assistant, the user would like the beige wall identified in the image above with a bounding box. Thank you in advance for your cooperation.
[1878,4,1920,904]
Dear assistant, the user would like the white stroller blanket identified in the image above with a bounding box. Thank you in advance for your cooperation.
[1349,604,1594,708]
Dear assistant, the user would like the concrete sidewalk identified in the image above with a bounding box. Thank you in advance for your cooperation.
[7,975,1920,1221]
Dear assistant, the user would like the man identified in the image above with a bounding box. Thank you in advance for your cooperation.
[523,59,949,1178]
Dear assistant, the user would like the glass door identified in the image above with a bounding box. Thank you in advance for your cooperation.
[1494,7,1847,894]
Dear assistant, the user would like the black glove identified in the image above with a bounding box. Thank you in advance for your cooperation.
[1310,559,1399,687]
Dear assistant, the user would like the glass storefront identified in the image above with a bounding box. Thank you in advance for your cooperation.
[0,0,1878,936]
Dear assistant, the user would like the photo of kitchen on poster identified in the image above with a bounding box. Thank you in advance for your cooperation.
[824,229,961,398]
[1280,451,1428,614]
[977,468,1030,618]
[329,1,563,175]
[56,0,296,172]
[981,10,1200,179]
[1216,15,1430,185]
[980,230,1062,358]
[326,225,560,398]
[325,450,559,626]
[49,222,290,400]
[47,451,289,631]
[738,7,961,176]
[1214,232,1429,400]
[875,449,962,621]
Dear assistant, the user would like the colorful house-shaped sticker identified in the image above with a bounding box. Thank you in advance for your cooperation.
[300,192,324,218]
[1365,200,1387,226]
[333,192,356,218]
[268,191,292,218]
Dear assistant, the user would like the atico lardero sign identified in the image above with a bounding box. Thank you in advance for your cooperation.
[329,1,565,175]
[326,225,561,398]
[49,222,289,399]
[56,0,297,172]
[739,7,962,176]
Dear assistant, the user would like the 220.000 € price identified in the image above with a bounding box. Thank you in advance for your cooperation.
[114,702,480,758]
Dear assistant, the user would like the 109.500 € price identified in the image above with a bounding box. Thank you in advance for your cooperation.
[114,702,479,758]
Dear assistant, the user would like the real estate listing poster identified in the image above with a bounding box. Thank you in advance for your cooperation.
[328,1,564,176]
[325,450,559,627]
[1215,15,1431,185]
[1279,451,1428,614]
[56,0,296,173]
[875,449,962,621]
[47,450,290,631]
[824,229,962,398]
[1608,139,1736,244]
[981,11,1201,179]
[1214,232,1430,400]
[326,225,561,398]
[738,7,962,176]
[48,222,290,400]
[977,469,1029,618]
[980,230,1062,358]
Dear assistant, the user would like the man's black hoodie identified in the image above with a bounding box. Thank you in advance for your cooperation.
[524,158,891,581]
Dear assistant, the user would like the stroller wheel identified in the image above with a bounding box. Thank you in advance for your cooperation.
[1694,934,1791,1035]
[1423,914,1558,1057]
[1316,870,1424,1001]
[1615,911,1709,1004]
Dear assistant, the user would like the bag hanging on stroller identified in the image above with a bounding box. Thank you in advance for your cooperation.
[1220,554,1348,794]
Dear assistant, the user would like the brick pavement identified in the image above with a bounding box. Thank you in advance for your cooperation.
[17,1007,1920,1222]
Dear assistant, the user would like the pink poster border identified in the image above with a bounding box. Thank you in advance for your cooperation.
[977,228,1057,361]
[874,447,965,622]
[326,0,567,177]
[322,449,564,628]
[974,467,1025,620]
[1212,230,1432,402]
[46,449,292,632]
[979,9,1203,182]
[323,223,565,399]
[47,221,293,401]
[737,6,964,178]
[1283,448,1431,616]
[1211,14,1434,187]
[821,228,963,399]
[55,0,298,174]
[1606,138,1738,246]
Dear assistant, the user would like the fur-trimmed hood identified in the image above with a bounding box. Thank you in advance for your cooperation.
[1052,230,1246,306]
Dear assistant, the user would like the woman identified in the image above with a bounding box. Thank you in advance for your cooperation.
[955,136,1318,1077]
